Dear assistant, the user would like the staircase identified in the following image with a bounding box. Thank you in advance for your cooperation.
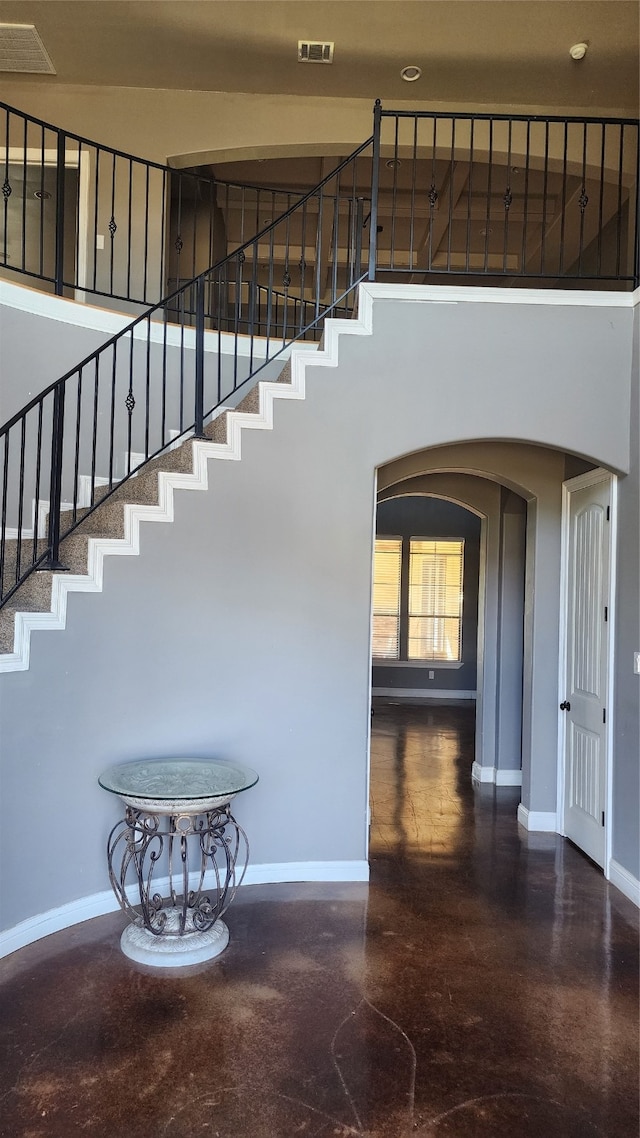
[0,357,301,670]
[1,101,638,674]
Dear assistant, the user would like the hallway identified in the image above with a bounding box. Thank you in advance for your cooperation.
[0,702,637,1137]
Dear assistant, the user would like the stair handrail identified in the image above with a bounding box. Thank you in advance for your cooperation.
[0,135,374,608]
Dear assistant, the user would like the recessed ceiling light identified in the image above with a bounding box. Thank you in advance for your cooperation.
[33,189,51,199]
[479,226,493,236]
[569,42,588,60]
[400,65,422,83]
[385,159,402,170]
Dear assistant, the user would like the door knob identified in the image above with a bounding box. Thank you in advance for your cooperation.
[560,700,571,711]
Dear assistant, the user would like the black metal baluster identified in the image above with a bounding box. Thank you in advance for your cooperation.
[92,148,100,293]
[520,121,531,276]
[126,158,133,298]
[20,117,28,275]
[540,121,550,276]
[483,120,493,273]
[39,125,46,278]
[503,120,512,274]
[615,125,625,279]
[368,100,382,280]
[144,316,151,458]
[577,122,589,277]
[331,186,340,307]
[159,169,167,302]
[427,116,437,272]
[390,116,399,268]
[465,118,474,274]
[72,368,83,519]
[108,343,117,491]
[2,109,10,267]
[447,118,456,272]
[559,123,569,276]
[161,306,168,447]
[15,416,26,580]
[126,334,135,475]
[108,153,117,296]
[44,383,68,570]
[55,131,66,295]
[32,402,44,565]
[409,117,417,270]
[74,142,83,291]
[596,123,606,278]
[90,358,99,502]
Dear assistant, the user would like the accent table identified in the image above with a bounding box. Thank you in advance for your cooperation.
[98,758,258,968]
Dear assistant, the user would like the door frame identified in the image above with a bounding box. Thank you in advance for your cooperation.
[557,467,618,876]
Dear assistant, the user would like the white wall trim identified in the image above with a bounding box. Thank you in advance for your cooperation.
[517,804,558,832]
[472,762,522,785]
[0,859,370,959]
[360,281,638,309]
[607,859,640,908]
[372,687,476,700]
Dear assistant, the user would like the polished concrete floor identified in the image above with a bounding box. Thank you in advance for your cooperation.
[1,701,638,1137]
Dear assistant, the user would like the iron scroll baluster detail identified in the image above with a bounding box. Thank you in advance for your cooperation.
[503,187,513,211]
[125,391,135,413]
[428,183,438,208]
[579,188,589,214]
[1,178,10,201]
[108,215,117,238]
[106,804,250,938]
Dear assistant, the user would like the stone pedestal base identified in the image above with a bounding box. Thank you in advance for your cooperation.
[120,910,230,968]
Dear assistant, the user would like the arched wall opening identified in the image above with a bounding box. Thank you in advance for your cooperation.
[371,440,600,837]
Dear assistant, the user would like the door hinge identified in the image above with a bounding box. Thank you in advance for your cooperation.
[606,505,610,521]
[602,811,605,827]
[604,605,608,622]
[602,707,606,723]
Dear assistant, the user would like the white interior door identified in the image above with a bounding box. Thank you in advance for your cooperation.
[561,471,612,868]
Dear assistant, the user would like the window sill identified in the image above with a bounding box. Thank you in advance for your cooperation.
[372,659,464,670]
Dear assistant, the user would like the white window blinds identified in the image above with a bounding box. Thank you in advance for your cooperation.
[372,538,402,658]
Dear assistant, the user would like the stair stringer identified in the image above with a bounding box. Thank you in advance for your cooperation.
[0,288,376,674]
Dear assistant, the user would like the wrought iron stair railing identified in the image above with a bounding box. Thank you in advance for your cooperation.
[0,136,374,609]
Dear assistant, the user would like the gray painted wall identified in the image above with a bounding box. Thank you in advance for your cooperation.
[0,288,636,936]
[372,495,481,695]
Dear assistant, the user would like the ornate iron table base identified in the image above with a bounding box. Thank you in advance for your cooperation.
[106,802,249,969]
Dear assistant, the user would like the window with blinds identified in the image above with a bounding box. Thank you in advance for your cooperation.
[408,539,464,660]
[372,536,464,662]
[372,538,402,658]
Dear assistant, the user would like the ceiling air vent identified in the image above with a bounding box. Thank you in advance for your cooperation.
[298,41,334,64]
[0,24,56,74]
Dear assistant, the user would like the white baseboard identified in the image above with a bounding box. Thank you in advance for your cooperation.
[608,858,640,907]
[472,762,522,785]
[372,687,476,700]
[517,804,558,832]
[0,860,370,959]
[496,768,523,786]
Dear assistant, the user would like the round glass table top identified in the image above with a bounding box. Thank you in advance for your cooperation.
[98,758,259,802]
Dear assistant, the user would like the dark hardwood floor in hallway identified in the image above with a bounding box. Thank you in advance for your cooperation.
[0,701,638,1137]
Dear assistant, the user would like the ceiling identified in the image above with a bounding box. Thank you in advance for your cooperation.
[0,0,638,114]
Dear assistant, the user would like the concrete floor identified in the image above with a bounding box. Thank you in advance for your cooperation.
[0,701,638,1137]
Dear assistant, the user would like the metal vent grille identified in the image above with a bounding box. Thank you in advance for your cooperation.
[298,41,334,64]
[0,24,56,73]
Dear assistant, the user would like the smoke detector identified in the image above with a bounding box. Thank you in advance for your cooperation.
[0,24,55,73]
[298,41,334,64]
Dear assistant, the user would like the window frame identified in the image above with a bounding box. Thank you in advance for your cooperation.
[372,534,465,666]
